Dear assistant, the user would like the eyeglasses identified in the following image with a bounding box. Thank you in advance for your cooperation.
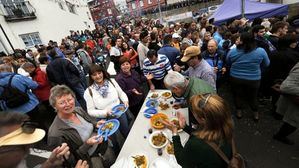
[57,97,74,106]
[198,94,212,109]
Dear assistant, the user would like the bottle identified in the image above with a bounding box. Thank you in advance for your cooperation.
[157,148,162,156]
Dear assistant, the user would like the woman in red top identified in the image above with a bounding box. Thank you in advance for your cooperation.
[121,42,138,68]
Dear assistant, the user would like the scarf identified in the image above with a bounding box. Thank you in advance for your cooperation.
[93,80,110,98]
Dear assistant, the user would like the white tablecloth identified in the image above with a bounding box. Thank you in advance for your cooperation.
[114,90,190,167]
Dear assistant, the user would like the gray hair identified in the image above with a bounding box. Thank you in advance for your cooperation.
[208,39,218,47]
[164,71,186,89]
[21,62,35,69]
[0,64,12,73]
[49,85,76,108]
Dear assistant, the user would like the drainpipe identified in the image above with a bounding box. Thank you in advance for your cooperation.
[0,24,15,53]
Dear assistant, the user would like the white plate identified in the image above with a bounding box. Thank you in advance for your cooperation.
[161,91,172,99]
[128,153,149,168]
[149,92,160,99]
[149,131,168,149]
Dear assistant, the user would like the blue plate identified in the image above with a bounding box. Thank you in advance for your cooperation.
[98,119,120,137]
[112,104,128,117]
[145,99,158,108]
[144,108,158,115]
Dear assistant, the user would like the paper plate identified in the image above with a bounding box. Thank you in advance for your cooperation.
[149,92,160,99]
[161,91,172,99]
[149,131,168,149]
[128,153,149,168]
[150,157,173,168]
[98,119,120,137]
[112,104,128,117]
[145,99,158,108]
[144,108,158,114]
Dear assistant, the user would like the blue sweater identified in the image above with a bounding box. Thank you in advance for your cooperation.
[0,72,39,113]
[226,47,270,80]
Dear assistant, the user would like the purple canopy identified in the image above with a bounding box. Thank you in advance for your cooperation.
[210,0,288,25]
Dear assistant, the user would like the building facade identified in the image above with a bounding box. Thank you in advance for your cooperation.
[88,0,118,22]
[115,0,129,15]
[126,0,166,16]
[0,0,94,54]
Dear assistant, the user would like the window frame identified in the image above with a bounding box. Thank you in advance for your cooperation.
[19,32,42,48]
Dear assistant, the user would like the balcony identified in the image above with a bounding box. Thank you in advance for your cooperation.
[0,1,36,22]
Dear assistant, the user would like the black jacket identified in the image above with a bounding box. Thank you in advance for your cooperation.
[46,56,81,87]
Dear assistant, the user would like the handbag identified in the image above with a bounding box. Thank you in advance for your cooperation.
[206,138,246,168]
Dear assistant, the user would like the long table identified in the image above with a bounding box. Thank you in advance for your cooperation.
[115,90,190,167]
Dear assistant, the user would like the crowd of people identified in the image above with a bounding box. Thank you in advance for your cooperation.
[0,13,299,168]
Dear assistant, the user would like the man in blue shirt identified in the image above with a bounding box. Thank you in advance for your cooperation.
[143,50,172,91]
[158,34,181,67]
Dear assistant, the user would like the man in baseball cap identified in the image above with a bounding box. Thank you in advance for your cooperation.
[178,46,216,89]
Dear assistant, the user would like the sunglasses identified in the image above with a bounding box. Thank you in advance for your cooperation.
[198,94,212,109]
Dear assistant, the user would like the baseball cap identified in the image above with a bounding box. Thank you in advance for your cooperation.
[0,126,45,147]
[172,33,181,39]
[181,46,201,62]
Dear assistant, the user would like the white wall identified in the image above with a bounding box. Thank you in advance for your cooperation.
[0,0,95,53]
[261,0,298,4]
[166,0,182,5]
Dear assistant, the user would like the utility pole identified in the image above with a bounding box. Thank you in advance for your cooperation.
[241,0,245,18]
[158,0,162,23]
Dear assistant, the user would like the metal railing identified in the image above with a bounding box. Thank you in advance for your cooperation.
[0,1,36,22]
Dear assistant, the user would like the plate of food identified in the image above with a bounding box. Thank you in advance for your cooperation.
[145,99,158,108]
[150,113,169,129]
[149,92,160,99]
[112,104,128,117]
[149,131,168,149]
[159,102,170,110]
[129,154,148,168]
[170,118,183,133]
[161,91,172,99]
[97,119,120,137]
[165,142,174,155]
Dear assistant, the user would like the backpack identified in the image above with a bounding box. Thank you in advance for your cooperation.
[0,74,30,108]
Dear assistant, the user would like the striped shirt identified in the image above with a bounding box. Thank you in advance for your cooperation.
[143,54,172,80]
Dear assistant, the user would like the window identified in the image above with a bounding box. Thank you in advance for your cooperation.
[58,2,64,10]
[132,2,136,9]
[19,32,42,47]
[148,0,152,4]
[140,1,144,7]
[66,2,76,14]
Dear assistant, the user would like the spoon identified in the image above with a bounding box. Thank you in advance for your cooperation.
[104,129,109,141]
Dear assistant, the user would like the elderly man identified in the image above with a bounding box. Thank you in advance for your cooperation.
[164,71,215,125]
[0,112,88,168]
[201,39,226,88]
[174,46,216,90]
[143,49,172,91]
